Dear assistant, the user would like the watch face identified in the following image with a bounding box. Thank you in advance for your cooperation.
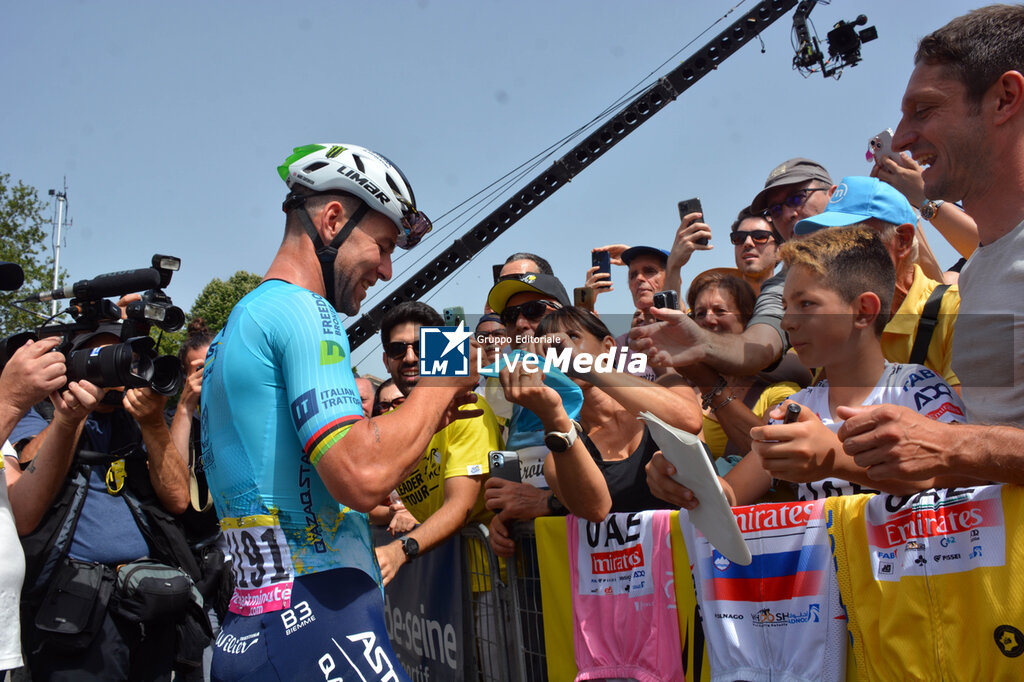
[544,433,569,453]
[402,536,419,558]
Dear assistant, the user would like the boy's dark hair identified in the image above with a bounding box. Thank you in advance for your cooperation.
[536,306,614,342]
[916,4,1024,106]
[379,301,443,346]
[779,227,895,336]
[504,252,553,276]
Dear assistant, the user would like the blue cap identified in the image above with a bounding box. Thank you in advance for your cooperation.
[794,176,917,236]
[621,246,669,266]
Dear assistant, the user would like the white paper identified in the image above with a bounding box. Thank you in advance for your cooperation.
[639,411,752,565]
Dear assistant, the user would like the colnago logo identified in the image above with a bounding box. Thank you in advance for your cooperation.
[734,502,817,533]
[868,497,999,549]
[591,544,645,575]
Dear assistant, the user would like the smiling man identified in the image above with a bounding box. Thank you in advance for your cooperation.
[376,301,501,585]
[201,144,479,682]
[834,6,1024,486]
[730,208,780,293]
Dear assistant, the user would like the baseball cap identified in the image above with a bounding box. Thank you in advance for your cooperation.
[0,262,24,291]
[793,176,918,236]
[749,158,833,213]
[620,246,669,266]
[486,272,571,314]
[70,322,124,351]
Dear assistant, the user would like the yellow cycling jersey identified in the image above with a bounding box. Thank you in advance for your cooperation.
[827,485,1024,680]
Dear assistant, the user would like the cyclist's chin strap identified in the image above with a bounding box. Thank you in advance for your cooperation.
[295,202,369,311]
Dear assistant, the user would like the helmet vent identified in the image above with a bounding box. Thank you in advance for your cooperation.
[353,155,366,173]
[385,174,403,196]
[302,161,329,173]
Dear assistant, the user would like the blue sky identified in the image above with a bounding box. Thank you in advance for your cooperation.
[4,1,979,376]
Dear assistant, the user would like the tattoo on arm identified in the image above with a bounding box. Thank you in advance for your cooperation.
[372,420,381,444]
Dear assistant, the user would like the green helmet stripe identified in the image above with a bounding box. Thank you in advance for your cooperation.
[277,144,326,183]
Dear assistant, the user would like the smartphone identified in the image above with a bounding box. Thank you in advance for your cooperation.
[868,128,899,164]
[591,251,611,278]
[492,264,503,284]
[488,450,521,484]
[652,290,680,310]
[574,286,596,310]
[443,306,465,326]
[678,197,708,245]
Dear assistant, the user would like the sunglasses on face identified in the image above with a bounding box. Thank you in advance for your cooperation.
[383,340,420,359]
[729,229,776,246]
[762,187,829,219]
[500,300,561,327]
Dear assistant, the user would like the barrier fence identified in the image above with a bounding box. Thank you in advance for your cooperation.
[381,485,1024,681]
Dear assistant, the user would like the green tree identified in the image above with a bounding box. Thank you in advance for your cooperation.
[150,270,263,356]
[0,174,66,336]
[190,270,263,334]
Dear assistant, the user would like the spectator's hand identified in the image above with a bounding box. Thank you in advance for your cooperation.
[436,391,483,431]
[374,541,407,587]
[488,514,516,558]
[179,357,204,413]
[751,402,839,483]
[387,502,417,536]
[592,244,629,267]
[836,404,952,481]
[584,266,613,296]
[484,478,548,521]
[123,387,168,429]
[667,213,713,272]
[871,153,926,209]
[0,337,66,414]
[629,307,707,368]
[51,380,105,427]
[499,363,561,417]
[645,450,700,509]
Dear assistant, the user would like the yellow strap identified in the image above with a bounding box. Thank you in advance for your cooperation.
[105,459,126,495]
[221,514,279,530]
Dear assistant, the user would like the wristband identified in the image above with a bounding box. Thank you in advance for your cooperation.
[701,376,729,410]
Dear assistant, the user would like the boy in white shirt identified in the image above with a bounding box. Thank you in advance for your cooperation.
[649,226,971,507]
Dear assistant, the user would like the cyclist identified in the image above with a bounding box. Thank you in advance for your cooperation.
[202,144,479,681]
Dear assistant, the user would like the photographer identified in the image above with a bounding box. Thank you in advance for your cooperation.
[18,322,206,681]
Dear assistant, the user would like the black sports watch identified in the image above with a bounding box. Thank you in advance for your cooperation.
[399,535,419,561]
[544,420,582,453]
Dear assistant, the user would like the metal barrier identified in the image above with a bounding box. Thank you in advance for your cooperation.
[459,520,550,682]
[460,523,514,682]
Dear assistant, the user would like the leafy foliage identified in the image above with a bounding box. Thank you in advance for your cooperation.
[0,174,66,336]
[190,271,263,334]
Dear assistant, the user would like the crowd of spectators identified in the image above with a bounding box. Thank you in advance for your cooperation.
[0,4,1022,680]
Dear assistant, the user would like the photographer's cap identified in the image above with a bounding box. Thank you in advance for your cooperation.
[750,158,833,213]
[0,262,24,291]
[794,176,917,236]
[71,322,123,351]
[621,246,669,266]
[487,272,571,314]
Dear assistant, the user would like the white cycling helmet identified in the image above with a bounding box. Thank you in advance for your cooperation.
[277,143,431,250]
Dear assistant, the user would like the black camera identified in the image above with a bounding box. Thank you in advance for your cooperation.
[5,254,186,396]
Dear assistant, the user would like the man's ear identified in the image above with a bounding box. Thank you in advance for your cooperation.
[854,291,882,329]
[894,223,915,258]
[316,199,347,243]
[989,70,1024,126]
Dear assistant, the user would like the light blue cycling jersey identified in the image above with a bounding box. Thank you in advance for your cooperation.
[201,280,379,616]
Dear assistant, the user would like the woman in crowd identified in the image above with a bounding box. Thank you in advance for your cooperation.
[493,307,702,541]
[686,272,800,476]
